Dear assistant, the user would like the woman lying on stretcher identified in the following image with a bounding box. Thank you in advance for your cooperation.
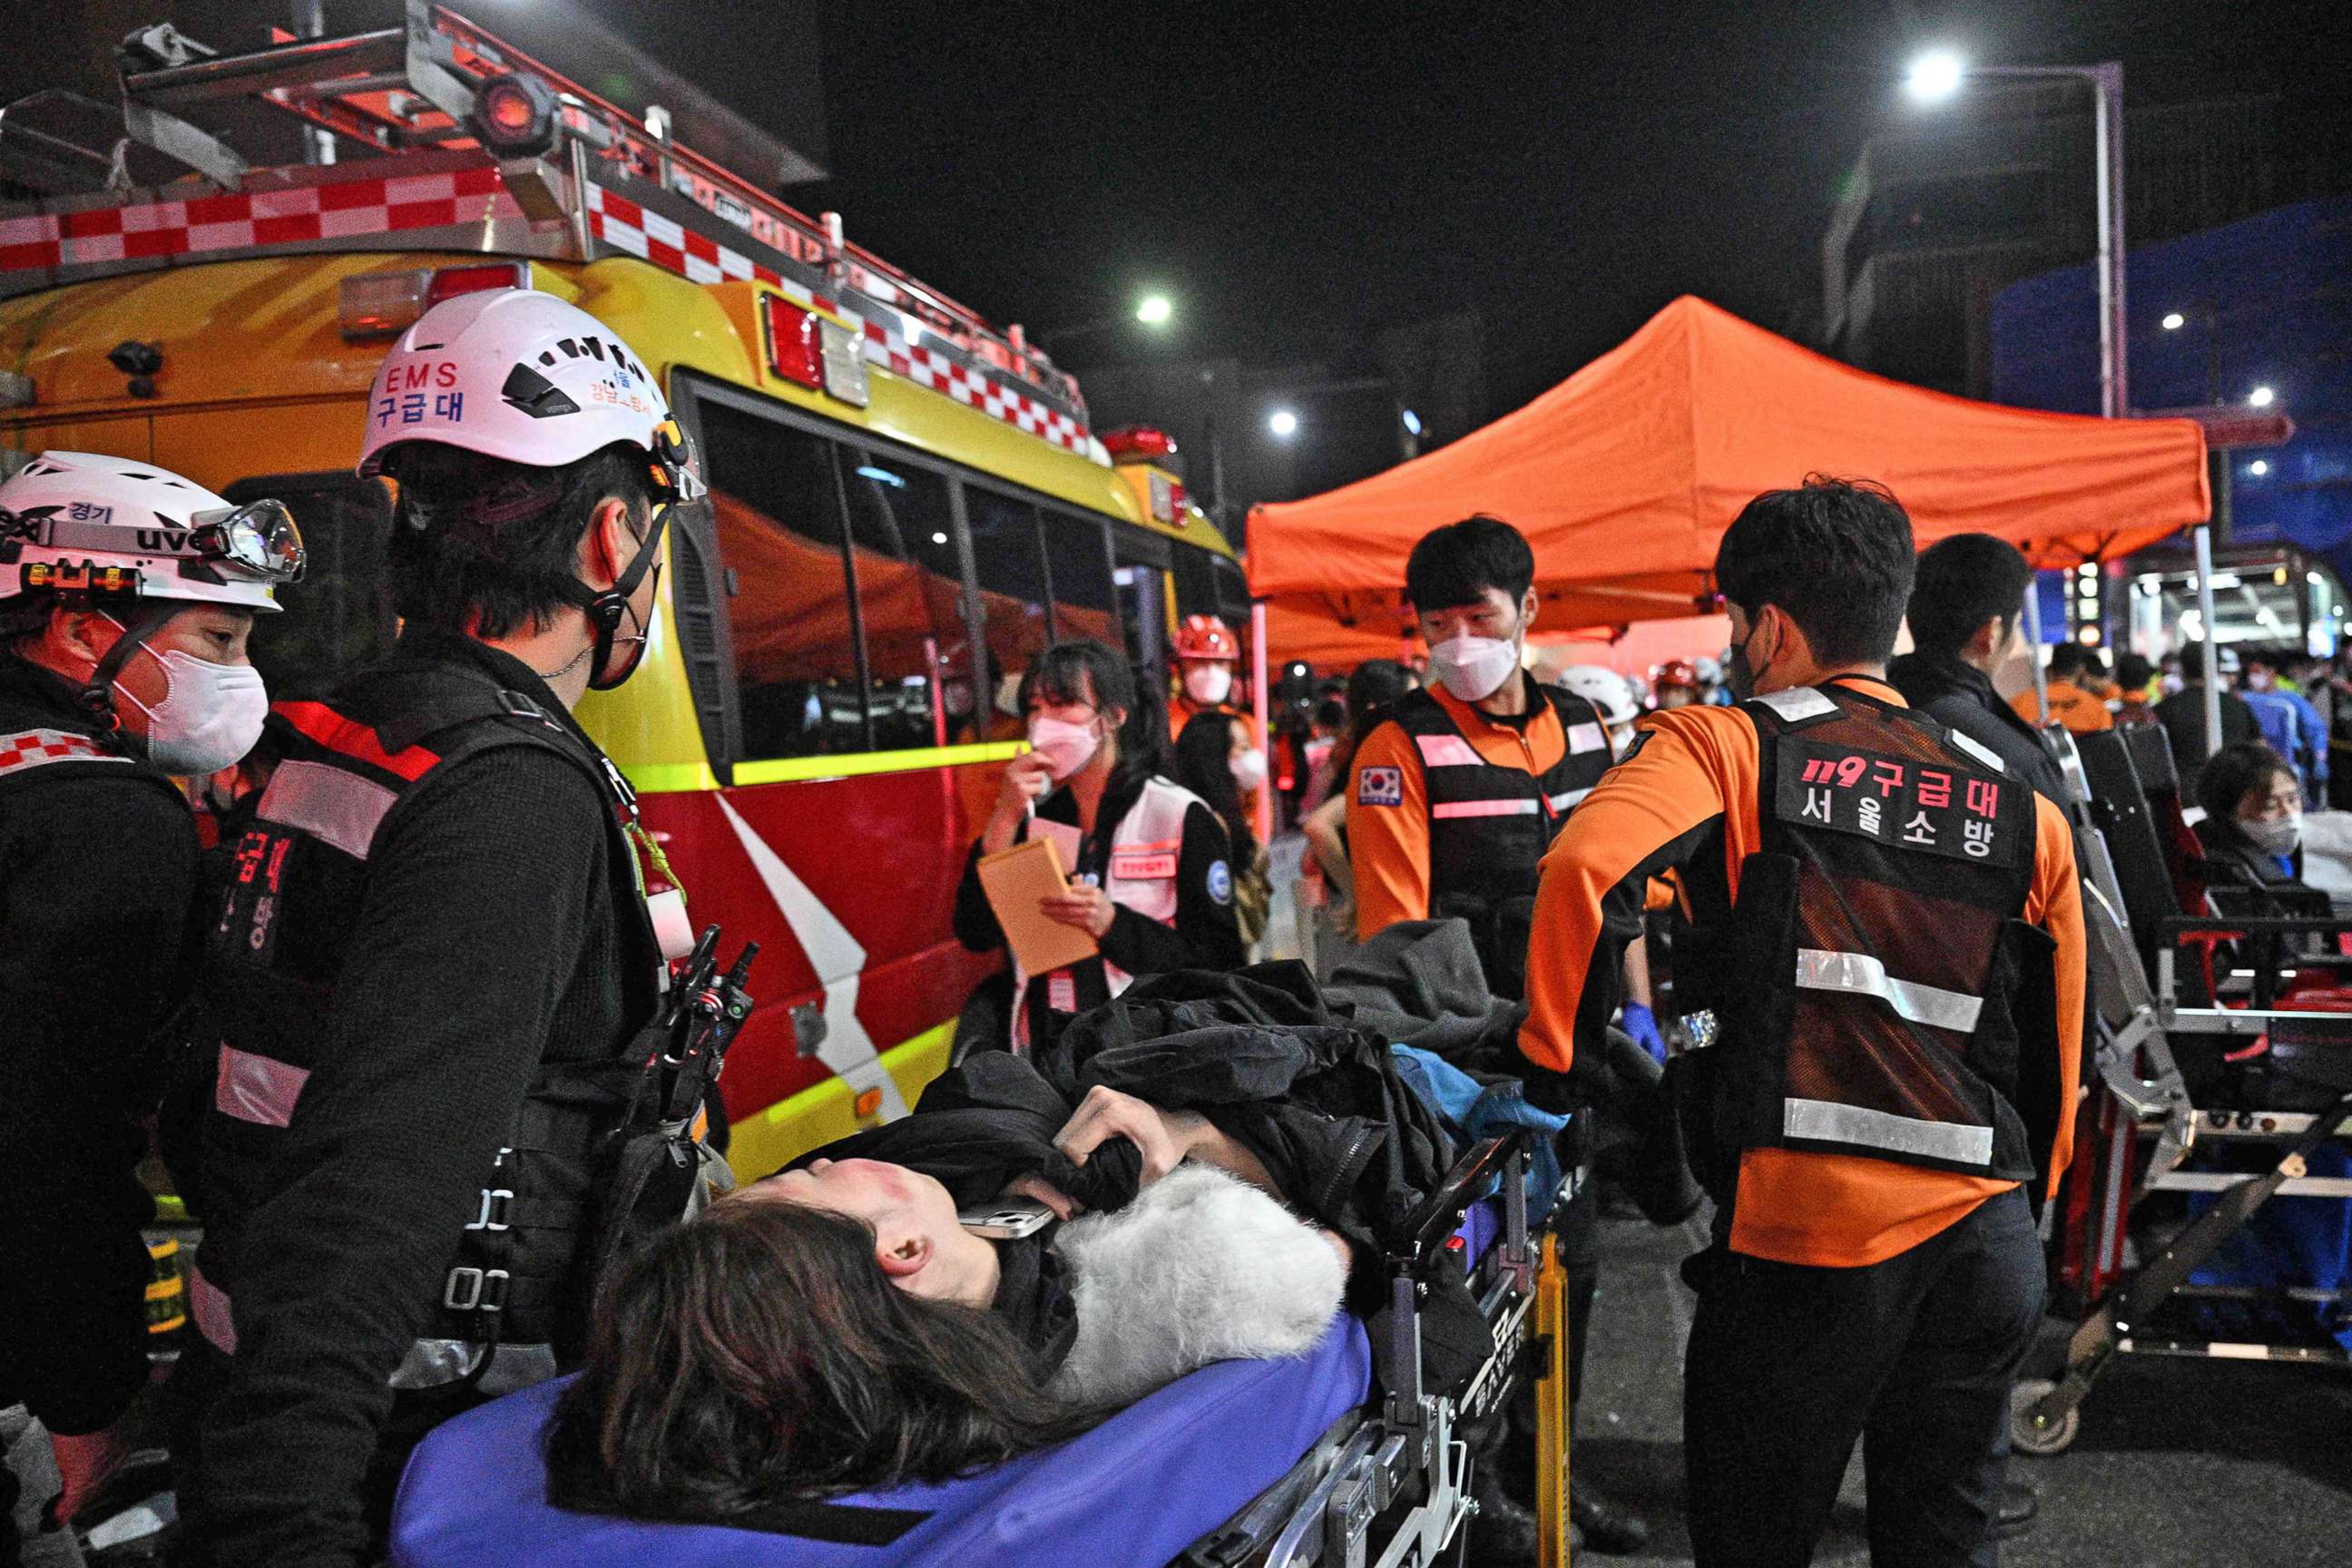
[544,1085,1352,1525]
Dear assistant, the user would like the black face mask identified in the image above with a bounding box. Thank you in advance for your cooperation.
[1726,622,1762,702]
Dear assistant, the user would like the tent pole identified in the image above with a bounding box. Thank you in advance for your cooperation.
[1252,600,1273,846]
[2023,577,2050,724]
[2192,523,2222,759]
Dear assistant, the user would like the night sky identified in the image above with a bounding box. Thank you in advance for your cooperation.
[569,0,2348,420]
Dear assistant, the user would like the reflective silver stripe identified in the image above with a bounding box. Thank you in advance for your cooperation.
[1566,721,1608,754]
[1413,733,1484,769]
[190,1266,237,1355]
[1782,1097,1995,1166]
[213,1043,310,1128]
[1754,687,1838,721]
[1946,730,2008,774]
[1431,798,1540,819]
[1549,787,1593,812]
[1793,948,1984,1033]
[257,758,398,861]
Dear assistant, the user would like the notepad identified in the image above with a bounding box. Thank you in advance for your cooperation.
[976,835,1099,975]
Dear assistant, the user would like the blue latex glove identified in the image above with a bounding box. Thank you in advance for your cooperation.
[1620,1001,1667,1064]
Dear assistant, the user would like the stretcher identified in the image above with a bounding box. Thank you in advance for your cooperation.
[2014,729,2352,1456]
[390,1135,1569,1568]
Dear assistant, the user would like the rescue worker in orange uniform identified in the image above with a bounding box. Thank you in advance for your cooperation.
[2011,642,2115,735]
[1346,516,1614,1001]
[1346,515,1647,1556]
[1170,613,1267,824]
[1520,478,2085,1567]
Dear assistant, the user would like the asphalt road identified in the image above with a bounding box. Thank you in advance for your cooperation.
[1566,1208,2352,1567]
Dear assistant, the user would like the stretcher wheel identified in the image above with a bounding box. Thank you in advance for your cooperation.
[2008,1379,2080,1457]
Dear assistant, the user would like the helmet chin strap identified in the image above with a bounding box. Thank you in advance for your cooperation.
[554,505,669,693]
[77,601,181,750]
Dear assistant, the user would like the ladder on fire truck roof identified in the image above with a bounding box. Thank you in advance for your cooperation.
[0,0,1097,459]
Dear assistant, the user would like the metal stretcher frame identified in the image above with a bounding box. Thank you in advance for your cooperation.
[2014,733,2352,1455]
[1176,1132,1569,1568]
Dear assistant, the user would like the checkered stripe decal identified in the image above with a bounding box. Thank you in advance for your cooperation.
[585,184,1091,456]
[0,729,128,776]
[0,168,520,272]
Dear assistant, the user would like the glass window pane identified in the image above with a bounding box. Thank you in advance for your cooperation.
[222,474,397,701]
[1042,508,1121,651]
[700,401,864,760]
[841,454,975,749]
[965,487,1051,736]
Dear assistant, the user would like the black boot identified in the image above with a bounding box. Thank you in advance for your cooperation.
[1569,1483,1651,1555]
[1468,1465,1542,1565]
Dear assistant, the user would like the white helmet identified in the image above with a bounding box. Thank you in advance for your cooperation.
[1691,655,1723,686]
[356,288,702,502]
[1558,664,1638,728]
[0,451,297,613]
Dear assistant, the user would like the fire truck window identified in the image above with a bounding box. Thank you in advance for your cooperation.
[220,473,396,701]
[964,487,1051,738]
[1041,509,1122,652]
[700,401,867,759]
[841,453,971,749]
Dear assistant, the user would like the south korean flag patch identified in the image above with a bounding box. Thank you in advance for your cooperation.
[1357,765,1404,807]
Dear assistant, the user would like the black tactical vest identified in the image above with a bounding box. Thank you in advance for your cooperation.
[1681,681,2056,1184]
[195,664,660,1391]
[1387,682,1614,998]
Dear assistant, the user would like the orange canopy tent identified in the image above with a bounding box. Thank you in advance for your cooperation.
[1245,295,2212,663]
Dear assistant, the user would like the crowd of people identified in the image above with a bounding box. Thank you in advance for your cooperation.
[0,280,2328,1568]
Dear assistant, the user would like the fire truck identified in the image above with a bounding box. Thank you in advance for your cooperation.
[0,3,1250,1180]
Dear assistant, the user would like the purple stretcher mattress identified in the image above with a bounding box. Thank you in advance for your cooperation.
[389,1314,1372,1568]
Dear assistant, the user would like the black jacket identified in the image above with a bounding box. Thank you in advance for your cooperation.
[1886,651,2069,803]
[192,627,655,1568]
[0,656,198,1434]
[787,963,1488,1390]
[2156,684,2260,795]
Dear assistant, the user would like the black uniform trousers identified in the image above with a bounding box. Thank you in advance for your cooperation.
[1683,1185,2043,1568]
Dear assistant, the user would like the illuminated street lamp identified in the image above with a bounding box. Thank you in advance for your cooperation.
[1268,407,1299,438]
[2249,384,2276,408]
[2161,310,2187,331]
[1031,294,1178,351]
[1906,48,2127,418]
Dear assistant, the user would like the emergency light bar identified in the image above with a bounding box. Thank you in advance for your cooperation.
[338,261,532,339]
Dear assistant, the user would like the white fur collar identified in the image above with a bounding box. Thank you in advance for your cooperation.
[1047,1163,1347,1409]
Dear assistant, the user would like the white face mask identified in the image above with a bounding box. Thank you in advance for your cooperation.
[2241,811,2302,858]
[115,645,270,776]
[1230,746,1269,791]
[1026,714,1102,782]
[1183,663,1234,706]
[1426,633,1521,703]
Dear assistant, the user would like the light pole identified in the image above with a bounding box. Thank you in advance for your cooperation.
[1906,51,2127,418]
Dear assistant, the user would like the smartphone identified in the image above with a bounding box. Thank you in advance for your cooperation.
[956,1198,1058,1240]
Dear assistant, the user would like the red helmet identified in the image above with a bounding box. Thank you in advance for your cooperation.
[1654,659,1700,691]
[1173,613,1240,662]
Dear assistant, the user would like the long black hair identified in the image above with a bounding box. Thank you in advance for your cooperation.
[544,1200,1098,1521]
[1017,640,1167,800]
[1173,710,1259,866]
[1329,659,1419,787]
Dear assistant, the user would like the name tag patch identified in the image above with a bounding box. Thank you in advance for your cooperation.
[1111,850,1178,880]
[1566,721,1607,755]
[1774,738,2022,868]
[1358,766,1404,807]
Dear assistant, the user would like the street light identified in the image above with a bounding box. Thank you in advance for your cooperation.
[1906,49,2127,418]
[1905,50,1966,103]
[1268,408,1299,438]
[2249,384,2276,407]
[2249,459,2269,476]
[2161,310,2187,331]
[1031,295,1177,351]
[1400,407,1423,436]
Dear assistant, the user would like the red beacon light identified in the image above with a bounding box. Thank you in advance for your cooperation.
[470,74,561,159]
[1100,426,1178,465]
[338,261,531,339]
